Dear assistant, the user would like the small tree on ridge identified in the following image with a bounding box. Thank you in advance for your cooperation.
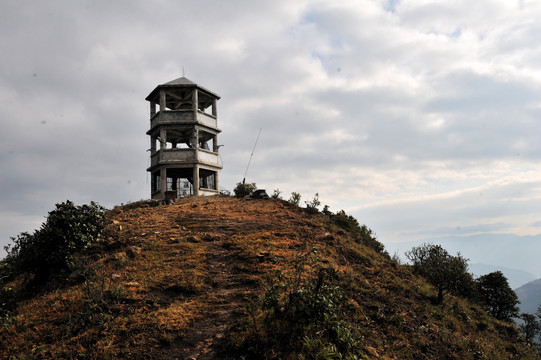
[476,271,519,322]
[406,243,470,305]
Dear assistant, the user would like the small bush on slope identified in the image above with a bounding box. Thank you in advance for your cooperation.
[3,201,107,285]
[326,209,387,255]
[233,182,257,198]
[229,249,364,359]
[304,193,321,214]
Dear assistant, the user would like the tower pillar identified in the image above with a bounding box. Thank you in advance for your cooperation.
[193,165,200,196]
[160,167,167,195]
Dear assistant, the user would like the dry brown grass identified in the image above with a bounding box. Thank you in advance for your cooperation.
[0,196,537,359]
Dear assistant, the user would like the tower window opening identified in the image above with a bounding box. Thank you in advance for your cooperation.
[176,141,191,149]
[166,177,193,197]
[199,140,210,150]
[199,170,216,190]
[198,133,215,151]
[177,178,194,197]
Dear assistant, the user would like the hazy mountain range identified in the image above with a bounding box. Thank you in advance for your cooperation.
[515,278,541,315]
[468,263,537,290]
[385,233,541,289]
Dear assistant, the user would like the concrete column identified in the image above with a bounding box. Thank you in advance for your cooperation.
[192,89,198,115]
[151,136,157,153]
[159,91,166,111]
[215,170,220,192]
[192,128,199,159]
[212,98,217,117]
[151,172,157,195]
[213,134,219,152]
[150,102,156,117]
[193,165,200,196]
[159,129,166,150]
[160,167,167,198]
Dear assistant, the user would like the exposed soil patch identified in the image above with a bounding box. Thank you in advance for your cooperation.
[150,197,279,359]
[174,236,254,359]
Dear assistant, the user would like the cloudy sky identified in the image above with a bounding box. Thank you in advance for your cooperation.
[2,0,541,279]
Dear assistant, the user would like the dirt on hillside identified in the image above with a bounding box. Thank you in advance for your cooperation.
[107,196,322,359]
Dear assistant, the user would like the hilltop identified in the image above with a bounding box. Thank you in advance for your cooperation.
[0,196,537,359]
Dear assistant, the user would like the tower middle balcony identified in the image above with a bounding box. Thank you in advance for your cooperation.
[149,148,221,169]
[150,109,218,132]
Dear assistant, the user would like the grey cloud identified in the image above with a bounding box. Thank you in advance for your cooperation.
[404,222,510,238]
[531,220,541,227]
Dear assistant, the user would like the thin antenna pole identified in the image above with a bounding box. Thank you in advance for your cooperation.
[243,128,262,184]
[182,66,185,77]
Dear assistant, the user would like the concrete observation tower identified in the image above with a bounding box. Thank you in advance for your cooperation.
[146,77,222,200]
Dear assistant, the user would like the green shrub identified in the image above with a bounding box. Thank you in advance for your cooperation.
[233,182,257,198]
[3,201,107,285]
[328,210,386,255]
[322,205,332,216]
[330,210,361,235]
[519,313,540,344]
[305,193,321,214]
[271,188,282,199]
[288,192,301,206]
[236,251,363,359]
[358,224,386,254]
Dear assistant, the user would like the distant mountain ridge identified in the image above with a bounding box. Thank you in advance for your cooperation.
[469,263,537,290]
[515,278,541,315]
[385,233,541,285]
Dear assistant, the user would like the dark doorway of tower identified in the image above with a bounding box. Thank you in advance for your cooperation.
[151,168,218,199]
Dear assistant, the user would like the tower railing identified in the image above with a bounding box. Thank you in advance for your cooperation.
[196,111,218,128]
[198,148,221,166]
[150,149,196,167]
[150,110,218,129]
[149,148,221,168]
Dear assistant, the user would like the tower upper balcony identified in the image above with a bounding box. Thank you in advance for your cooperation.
[146,77,221,132]
[149,109,218,130]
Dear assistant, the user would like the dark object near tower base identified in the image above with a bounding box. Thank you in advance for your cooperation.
[249,189,269,199]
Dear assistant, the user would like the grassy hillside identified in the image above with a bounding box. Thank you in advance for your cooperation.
[0,196,537,359]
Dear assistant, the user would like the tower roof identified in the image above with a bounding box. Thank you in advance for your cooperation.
[145,76,220,101]
[164,76,197,86]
